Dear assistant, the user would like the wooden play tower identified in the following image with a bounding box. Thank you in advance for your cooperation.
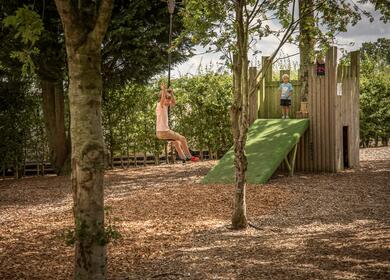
[249,46,360,172]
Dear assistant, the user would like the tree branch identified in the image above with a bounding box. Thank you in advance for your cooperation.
[92,0,114,44]
[272,52,300,64]
[248,0,267,24]
[53,0,80,40]
[249,0,327,95]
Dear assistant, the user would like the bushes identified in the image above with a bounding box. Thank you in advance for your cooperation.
[0,73,46,177]
[102,83,163,166]
[359,38,390,147]
[360,73,390,147]
[171,72,233,158]
[102,71,233,163]
[0,70,233,175]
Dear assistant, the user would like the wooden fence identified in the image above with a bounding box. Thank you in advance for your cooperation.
[0,150,213,179]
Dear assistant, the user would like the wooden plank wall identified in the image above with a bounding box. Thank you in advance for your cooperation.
[257,59,303,119]
[254,47,360,172]
[335,51,360,169]
[295,47,338,172]
[351,51,360,167]
[249,67,258,126]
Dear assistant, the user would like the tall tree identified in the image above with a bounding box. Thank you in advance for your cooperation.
[361,38,390,66]
[37,4,70,175]
[0,43,35,178]
[2,2,71,175]
[2,0,193,175]
[230,0,250,228]
[183,0,311,229]
[102,0,192,91]
[298,0,315,102]
[53,0,113,278]
[298,0,390,101]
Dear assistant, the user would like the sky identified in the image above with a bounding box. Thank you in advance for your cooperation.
[171,3,389,77]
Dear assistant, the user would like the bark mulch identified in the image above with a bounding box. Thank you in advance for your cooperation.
[0,147,389,279]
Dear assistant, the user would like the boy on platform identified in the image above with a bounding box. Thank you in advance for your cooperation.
[279,74,293,119]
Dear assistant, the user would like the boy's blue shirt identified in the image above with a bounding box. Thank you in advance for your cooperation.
[280,82,293,100]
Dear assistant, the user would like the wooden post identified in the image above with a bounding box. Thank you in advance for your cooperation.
[308,64,315,171]
[263,56,272,118]
[284,143,298,176]
[327,46,338,172]
[258,57,266,118]
[134,147,138,167]
[279,70,290,81]
[164,142,169,164]
[23,135,27,177]
[41,143,45,176]
[350,50,360,168]
[264,56,273,82]
[290,143,298,176]
[170,142,176,163]
[249,66,258,125]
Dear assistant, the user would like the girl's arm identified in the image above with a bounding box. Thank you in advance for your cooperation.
[170,88,176,106]
[159,84,167,106]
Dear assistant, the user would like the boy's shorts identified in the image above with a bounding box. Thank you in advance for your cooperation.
[156,130,185,141]
[280,99,291,106]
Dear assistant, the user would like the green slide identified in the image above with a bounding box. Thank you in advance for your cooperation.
[202,119,309,184]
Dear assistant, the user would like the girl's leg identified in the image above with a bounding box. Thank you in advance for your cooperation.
[286,106,290,117]
[178,137,192,158]
[173,141,186,160]
[169,130,193,159]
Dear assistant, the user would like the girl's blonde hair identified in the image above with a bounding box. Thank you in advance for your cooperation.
[282,74,290,80]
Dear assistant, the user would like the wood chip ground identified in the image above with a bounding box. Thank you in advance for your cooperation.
[0,147,389,279]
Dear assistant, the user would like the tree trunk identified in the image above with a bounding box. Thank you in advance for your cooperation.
[383,137,389,146]
[67,48,106,280]
[41,79,70,175]
[231,1,249,230]
[299,0,315,102]
[54,0,114,279]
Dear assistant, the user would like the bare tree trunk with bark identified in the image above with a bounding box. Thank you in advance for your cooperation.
[53,0,114,279]
[41,79,70,175]
[299,0,315,102]
[231,0,249,229]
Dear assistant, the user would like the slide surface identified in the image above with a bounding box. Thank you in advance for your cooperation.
[202,119,309,184]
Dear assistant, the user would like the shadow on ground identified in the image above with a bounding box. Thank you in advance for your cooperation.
[124,156,390,280]
[0,149,389,280]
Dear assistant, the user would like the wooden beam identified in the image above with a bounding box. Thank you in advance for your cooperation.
[284,143,298,176]
[284,156,292,173]
[289,143,298,176]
